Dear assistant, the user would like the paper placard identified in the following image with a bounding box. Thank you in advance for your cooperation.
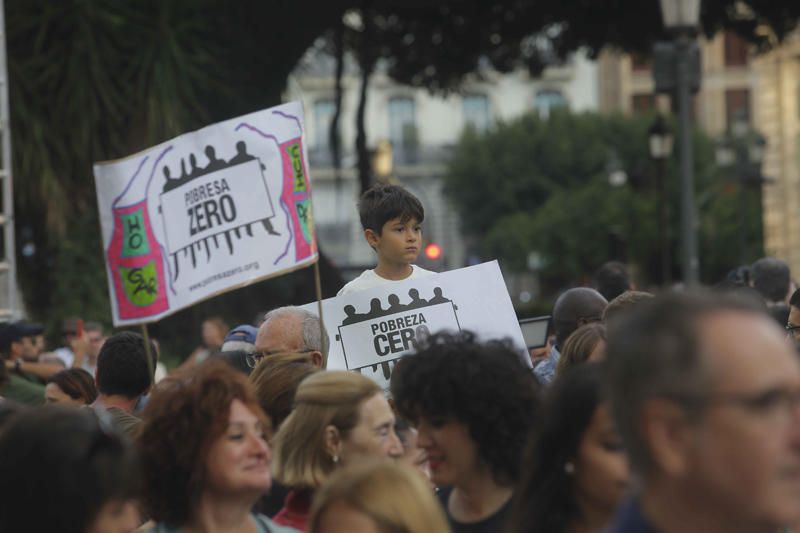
[302,261,528,390]
[95,102,317,325]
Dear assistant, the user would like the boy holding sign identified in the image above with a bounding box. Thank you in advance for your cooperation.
[338,184,435,296]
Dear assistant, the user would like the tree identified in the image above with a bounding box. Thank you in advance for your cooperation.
[6,0,788,355]
[7,0,349,360]
[444,110,760,288]
[338,1,800,193]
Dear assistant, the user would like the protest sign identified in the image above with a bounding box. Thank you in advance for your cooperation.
[302,261,528,390]
[95,102,317,325]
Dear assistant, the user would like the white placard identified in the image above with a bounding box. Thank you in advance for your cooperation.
[302,261,528,390]
[95,102,317,325]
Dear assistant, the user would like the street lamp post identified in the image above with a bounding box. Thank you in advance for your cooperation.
[659,0,701,286]
[649,115,674,284]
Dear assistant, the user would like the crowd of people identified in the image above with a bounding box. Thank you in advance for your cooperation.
[1,184,800,533]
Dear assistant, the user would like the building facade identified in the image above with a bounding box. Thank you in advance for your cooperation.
[286,45,599,285]
[598,30,800,276]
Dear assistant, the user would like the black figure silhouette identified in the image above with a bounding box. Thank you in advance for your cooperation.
[228,141,256,165]
[189,153,201,178]
[366,298,385,320]
[203,145,225,173]
[407,288,428,309]
[386,294,405,314]
[428,287,448,305]
[342,304,367,326]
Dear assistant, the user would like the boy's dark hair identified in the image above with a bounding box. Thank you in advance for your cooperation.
[358,184,424,235]
[96,331,157,399]
[391,331,540,486]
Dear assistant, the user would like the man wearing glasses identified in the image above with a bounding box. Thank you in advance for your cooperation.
[606,291,800,533]
[250,307,329,370]
[786,288,800,350]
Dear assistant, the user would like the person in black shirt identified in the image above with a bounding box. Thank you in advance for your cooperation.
[391,331,540,532]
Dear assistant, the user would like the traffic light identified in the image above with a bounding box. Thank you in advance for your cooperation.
[424,243,442,261]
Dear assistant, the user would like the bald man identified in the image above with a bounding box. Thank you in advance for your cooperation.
[534,287,608,384]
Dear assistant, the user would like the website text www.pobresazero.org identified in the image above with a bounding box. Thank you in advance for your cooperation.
[188,261,259,292]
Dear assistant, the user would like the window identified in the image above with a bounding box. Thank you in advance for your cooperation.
[631,53,651,72]
[724,31,749,67]
[631,93,655,114]
[534,89,566,118]
[463,94,490,132]
[313,99,336,149]
[725,89,750,130]
[388,97,417,148]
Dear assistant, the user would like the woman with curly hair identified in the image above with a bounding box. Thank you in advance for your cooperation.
[138,359,296,533]
[391,331,540,533]
[270,370,404,531]
[510,363,629,533]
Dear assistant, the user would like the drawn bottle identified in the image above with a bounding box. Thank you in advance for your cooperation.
[276,113,317,262]
[106,160,169,320]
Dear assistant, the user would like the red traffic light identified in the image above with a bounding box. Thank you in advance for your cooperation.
[424,243,442,260]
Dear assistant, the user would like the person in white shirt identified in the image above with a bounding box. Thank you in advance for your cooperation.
[338,184,435,296]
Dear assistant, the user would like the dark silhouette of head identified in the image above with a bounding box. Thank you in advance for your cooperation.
[96,332,157,400]
[750,257,790,303]
[592,262,633,302]
[552,288,608,348]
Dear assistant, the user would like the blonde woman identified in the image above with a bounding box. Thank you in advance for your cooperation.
[309,459,449,533]
[556,323,607,375]
[271,371,403,531]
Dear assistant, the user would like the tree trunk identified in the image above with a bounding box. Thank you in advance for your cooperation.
[356,4,374,196]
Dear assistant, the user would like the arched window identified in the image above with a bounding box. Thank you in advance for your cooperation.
[463,94,490,132]
[534,89,567,118]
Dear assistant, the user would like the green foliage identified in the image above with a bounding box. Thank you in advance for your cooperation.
[445,110,763,287]
[6,0,346,359]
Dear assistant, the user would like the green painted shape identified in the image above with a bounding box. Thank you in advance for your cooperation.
[119,261,159,307]
[296,199,313,244]
[286,142,306,193]
[121,209,150,257]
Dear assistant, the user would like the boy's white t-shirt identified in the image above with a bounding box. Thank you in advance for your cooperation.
[337,265,435,296]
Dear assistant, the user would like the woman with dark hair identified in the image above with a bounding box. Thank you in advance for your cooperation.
[391,331,540,532]
[138,359,296,532]
[0,406,140,533]
[510,363,629,533]
[46,367,98,405]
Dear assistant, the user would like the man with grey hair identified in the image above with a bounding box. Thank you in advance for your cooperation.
[606,291,800,533]
[253,306,329,369]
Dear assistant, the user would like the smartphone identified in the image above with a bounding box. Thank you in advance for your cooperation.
[76,319,84,338]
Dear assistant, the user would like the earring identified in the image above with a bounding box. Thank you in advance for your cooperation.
[332,454,339,464]
[564,462,575,475]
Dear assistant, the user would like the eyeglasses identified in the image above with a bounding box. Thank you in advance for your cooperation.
[786,324,800,339]
[245,348,315,369]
